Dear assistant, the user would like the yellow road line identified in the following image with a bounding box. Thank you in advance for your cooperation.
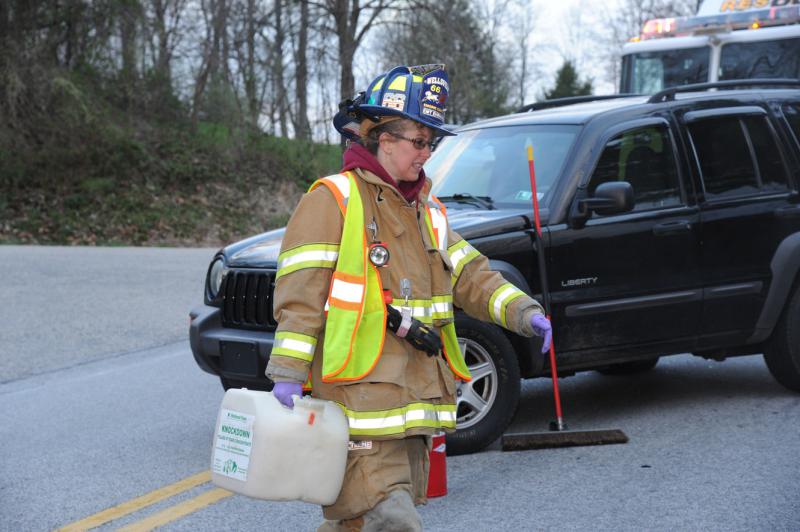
[116,488,233,532]
[56,471,212,532]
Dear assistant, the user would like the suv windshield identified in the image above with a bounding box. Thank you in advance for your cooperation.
[621,47,709,93]
[426,124,579,208]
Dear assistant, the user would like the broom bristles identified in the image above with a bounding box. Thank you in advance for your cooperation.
[501,429,628,451]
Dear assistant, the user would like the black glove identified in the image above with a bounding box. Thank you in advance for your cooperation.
[386,305,443,356]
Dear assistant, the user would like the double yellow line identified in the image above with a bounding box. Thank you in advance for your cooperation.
[57,471,232,532]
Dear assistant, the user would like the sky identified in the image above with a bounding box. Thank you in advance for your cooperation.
[528,0,621,96]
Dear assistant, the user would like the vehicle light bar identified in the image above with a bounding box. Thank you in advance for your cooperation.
[633,5,800,41]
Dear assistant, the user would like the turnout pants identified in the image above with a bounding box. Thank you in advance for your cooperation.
[318,436,430,531]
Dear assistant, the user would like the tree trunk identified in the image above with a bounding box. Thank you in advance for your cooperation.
[245,0,258,128]
[293,0,311,140]
[120,0,140,109]
[274,0,287,137]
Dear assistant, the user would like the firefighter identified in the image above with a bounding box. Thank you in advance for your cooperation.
[265,64,552,531]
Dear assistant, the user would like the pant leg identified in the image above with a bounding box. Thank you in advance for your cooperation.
[406,435,431,506]
[322,437,429,522]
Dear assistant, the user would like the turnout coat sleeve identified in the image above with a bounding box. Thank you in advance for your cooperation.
[445,227,543,338]
[265,186,343,383]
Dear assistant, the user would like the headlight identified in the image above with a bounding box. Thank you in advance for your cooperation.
[208,258,225,299]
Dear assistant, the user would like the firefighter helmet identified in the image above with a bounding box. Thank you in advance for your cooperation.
[333,64,455,140]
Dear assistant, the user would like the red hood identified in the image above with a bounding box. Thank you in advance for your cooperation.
[341,143,426,202]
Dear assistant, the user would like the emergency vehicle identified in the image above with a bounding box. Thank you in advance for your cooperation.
[620,0,800,93]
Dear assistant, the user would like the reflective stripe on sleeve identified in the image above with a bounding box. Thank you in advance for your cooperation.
[276,243,339,280]
[448,239,480,286]
[272,331,317,362]
[342,402,457,437]
[488,282,526,329]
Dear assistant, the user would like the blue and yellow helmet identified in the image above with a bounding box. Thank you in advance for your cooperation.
[334,64,455,140]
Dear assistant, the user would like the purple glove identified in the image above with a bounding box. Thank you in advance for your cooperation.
[272,382,303,408]
[531,313,552,354]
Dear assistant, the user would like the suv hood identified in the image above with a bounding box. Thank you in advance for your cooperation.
[223,206,542,268]
[445,206,537,239]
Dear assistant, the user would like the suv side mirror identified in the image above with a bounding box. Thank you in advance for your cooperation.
[569,181,635,228]
[580,181,634,216]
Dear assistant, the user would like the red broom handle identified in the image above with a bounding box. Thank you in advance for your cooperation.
[527,146,565,428]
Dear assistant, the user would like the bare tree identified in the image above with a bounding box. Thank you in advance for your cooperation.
[273,0,288,136]
[507,0,539,107]
[191,0,230,125]
[316,0,400,104]
[600,0,698,90]
[292,0,311,140]
[381,0,514,124]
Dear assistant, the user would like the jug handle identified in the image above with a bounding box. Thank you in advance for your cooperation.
[293,396,327,412]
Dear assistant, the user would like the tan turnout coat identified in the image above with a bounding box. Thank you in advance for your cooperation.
[265,167,543,440]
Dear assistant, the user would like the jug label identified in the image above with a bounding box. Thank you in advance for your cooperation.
[212,409,254,482]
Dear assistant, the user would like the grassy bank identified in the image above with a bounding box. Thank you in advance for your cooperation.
[0,110,341,246]
[0,72,341,247]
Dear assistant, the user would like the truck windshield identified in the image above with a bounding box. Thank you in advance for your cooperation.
[621,47,709,93]
[719,38,800,80]
[426,124,579,208]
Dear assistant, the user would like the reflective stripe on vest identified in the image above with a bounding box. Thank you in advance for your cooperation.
[488,282,526,329]
[421,196,471,382]
[425,197,448,250]
[310,173,386,382]
[310,173,471,383]
[342,402,457,437]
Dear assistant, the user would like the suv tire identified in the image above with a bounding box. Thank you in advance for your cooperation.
[764,285,800,392]
[597,357,660,375]
[447,314,521,456]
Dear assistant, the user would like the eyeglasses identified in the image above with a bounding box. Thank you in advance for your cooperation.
[388,132,435,151]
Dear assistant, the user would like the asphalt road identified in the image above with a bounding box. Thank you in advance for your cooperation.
[1,246,799,531]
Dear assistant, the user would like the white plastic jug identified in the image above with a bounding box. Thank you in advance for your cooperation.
[210,388,349,505]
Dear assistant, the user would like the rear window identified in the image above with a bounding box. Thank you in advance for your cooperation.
[688,115,789,200]
[784,104,800,149]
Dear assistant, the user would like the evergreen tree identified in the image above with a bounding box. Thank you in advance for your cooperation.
[544,60,593,100]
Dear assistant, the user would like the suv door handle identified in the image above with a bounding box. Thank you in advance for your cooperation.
[774,205,800,219]
[652,220,692,236]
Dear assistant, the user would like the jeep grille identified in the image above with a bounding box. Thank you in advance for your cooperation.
[221,270,277,330]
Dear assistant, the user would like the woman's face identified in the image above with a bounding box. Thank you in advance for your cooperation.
[379,121,434,182]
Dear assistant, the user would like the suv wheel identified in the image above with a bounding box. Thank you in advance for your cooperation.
[764,285,800,392]
[597,357,660,375]
[446,315,521,456]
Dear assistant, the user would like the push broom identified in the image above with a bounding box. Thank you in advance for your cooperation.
[501,146,629,451]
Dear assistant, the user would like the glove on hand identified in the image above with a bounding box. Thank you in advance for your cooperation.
[272,381,303,408]
[530,313,552,354]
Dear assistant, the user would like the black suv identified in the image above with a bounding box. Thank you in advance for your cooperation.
[190,80,800,455]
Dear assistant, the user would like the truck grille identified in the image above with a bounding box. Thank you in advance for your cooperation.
[221,270,277,330]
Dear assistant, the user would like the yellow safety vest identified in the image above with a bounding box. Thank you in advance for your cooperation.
[310,172,471,383]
